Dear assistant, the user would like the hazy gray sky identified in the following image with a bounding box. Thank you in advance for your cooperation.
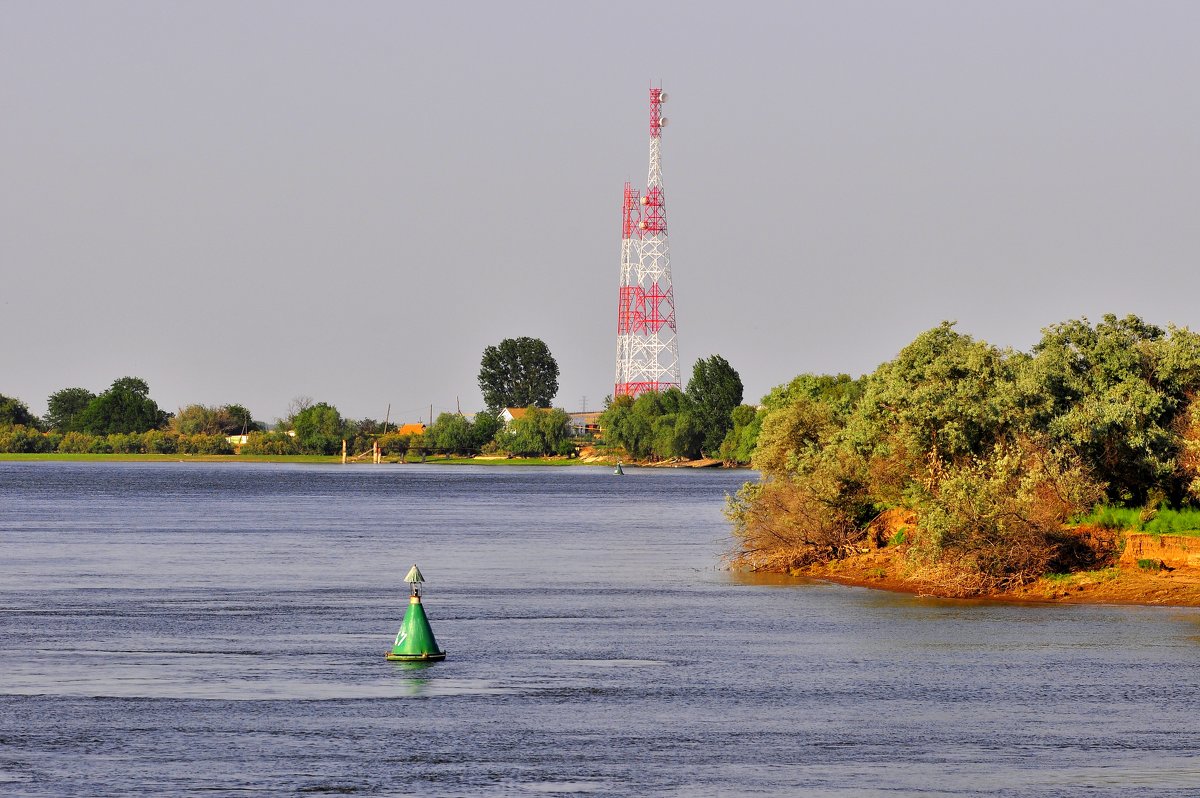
[4,2,1199,424]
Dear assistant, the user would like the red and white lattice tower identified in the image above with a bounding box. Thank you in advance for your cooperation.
[614,87,679,398]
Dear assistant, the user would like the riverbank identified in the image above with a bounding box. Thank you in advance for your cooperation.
[0,453,341,463]
[0,452,605,467]
[0,451,736,467]
[756,534,1200,607]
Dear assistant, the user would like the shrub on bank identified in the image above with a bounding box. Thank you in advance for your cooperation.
[142,430,177,454]
[57,431,96,453]
[240,432,301,456]
[0,425,55,453]
[728,314,1193,593]
[909,438,1104,595]
[108,433,143,454]
[177,434,234,455]
[377,433,413,456]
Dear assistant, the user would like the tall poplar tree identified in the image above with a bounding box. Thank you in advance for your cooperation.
[478,337,559,411]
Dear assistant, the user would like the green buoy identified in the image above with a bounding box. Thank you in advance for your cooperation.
[386,564,447,662]
[614,461,624,475]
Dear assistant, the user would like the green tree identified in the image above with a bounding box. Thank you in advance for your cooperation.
[1024,314,1200,503]
[478,337,560,411]
[223,404,261,434]
[499,406,572,456]
[600,395,641,456]
[761,373,864,415]
[171,405,224,436]
[598,390,700,460]
[427,413,474,454]
[851,322,1018,462]
[171,404,261,436]
[45,387,97,432]
[719,405,763,464]
[687,355,744,455]
[648,388,701,459]
[377,431,412,458]
[0,394,39,428]
[607,393,655,458]
[751,396,840,476]
[76,377,167,435]
[470,410,503,450]
[535,407,574,455]
[241,432,300,456]
[292,402,346,455]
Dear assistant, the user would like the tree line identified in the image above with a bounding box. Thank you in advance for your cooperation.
[728,313,1200,595]
[0,337,753,461]
[598,354,749,461]
[0,337,574,458]
[0,381,375,456]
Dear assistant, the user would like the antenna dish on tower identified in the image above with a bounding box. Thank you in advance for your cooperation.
[658,92,669,103]
[659,118,669,128]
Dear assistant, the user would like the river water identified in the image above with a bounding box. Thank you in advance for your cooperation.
[2,462,1200,796]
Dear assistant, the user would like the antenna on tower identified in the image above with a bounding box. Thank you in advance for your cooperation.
[612,86,680,399]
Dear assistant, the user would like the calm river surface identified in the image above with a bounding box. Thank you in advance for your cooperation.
[3,462,1200,796]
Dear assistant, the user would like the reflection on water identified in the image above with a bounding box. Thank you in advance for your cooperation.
[2,462,1200,796]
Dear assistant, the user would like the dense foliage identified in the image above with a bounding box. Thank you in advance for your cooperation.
[599,355,747,461]
[75,377,169,435]
[478,337,560,411]
[687,355,744,454]
[170,404,262,436]
[496,407,574,456]
[1,380,582,459]
[729,314,1200,594]
[0,394,40,429]
[44,387,97,432]
[292,402,347,455]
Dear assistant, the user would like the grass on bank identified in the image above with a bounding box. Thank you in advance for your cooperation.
[1075,505,1200,537]
[0,451,343,463]
[1043,567,1121,585]
[422,456,582,466]
[0,452,592,466]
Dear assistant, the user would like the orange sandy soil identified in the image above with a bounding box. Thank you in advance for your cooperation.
[794,546,1200,607]
[741,509,1200,607]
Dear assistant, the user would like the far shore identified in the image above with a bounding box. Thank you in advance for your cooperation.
[0,453,583,466]
[0,452,739,468]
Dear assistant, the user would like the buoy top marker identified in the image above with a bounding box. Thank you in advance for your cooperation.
[404,564,425,584]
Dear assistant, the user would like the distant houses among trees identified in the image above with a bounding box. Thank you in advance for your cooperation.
[0,336,753,463]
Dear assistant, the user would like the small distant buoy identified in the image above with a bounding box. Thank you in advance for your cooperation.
[614,461,624,476]
[385,564,446,662]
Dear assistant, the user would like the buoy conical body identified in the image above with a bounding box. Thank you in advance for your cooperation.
[386,595,446,661]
